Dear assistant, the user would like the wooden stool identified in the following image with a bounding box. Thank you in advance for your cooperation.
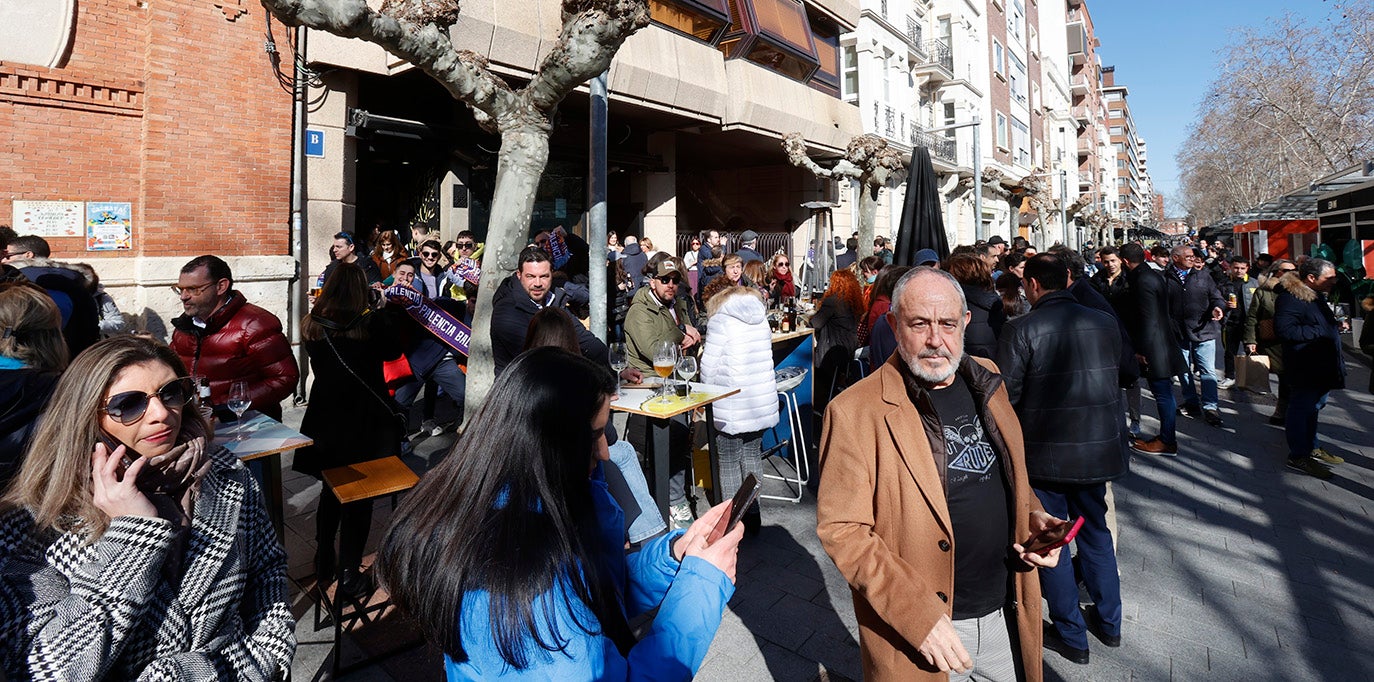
[315,455,420,675]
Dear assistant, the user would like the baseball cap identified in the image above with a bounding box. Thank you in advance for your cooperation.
[653,259,683,279]
[987,235,1007,245]
[740,230,759,242]
[914,249,940,266]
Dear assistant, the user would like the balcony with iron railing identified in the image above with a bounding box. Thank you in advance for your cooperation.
[914,40,953,81]
[910,123,957,165]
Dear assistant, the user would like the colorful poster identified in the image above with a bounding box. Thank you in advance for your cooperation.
[85,202,133,251]
[12,200,83,238]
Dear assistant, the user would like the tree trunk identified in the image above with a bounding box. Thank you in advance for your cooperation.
[465,122,549,418]
[856,182,879,264]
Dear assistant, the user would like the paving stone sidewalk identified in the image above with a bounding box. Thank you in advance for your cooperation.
[286,352,1374,681]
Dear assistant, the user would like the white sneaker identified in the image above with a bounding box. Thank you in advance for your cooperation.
[669,503,694,529]
[1217,378,1236,389]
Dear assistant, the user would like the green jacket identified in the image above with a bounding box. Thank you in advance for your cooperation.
[624,286,694,372]
[1243,274,1284,372]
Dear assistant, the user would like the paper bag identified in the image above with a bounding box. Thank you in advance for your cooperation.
[1236,354,1271,394]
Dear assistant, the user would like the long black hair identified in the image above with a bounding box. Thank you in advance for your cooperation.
[376,347,625,667]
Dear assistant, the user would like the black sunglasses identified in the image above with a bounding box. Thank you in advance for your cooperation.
[421,250,441,257]
[655,275,681,285]
[456,242,475,249]
[102,378,196,425]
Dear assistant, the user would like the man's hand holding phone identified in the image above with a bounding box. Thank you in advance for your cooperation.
[1013,510,1074,568]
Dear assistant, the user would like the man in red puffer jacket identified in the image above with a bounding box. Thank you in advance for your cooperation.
[170,255,298,420]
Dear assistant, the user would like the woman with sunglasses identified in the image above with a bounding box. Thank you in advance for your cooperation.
[0,335,294,679]
[324,230,384,286]
[377,348,741,680]
[296,262,403,598]
[371,229,409,283]
[767,252,795,305]
[0,282,69,487]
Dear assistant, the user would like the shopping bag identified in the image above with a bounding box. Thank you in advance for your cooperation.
[1236,354,1271,394]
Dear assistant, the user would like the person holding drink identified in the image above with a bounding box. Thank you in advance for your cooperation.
[624,258,700,527]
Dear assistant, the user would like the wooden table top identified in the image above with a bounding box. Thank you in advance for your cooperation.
[610,381,740,419]
[770,328,815,344]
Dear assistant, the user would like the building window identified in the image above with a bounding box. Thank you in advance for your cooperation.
[1011,117,1030,166]
[649,0,731,44]
[993,40,1004,76]
[810,15,841,97]
[943,102,957,137]
[1109,126,1124,136]
[1008,50,1027,105]
[718,0,820,83]
[883,48,893,103]
[1028,24,1038,56]
[1007,0,1025,43]
[1033,139,1042,168]
[842,46,858,102]
[1031,82,1040,111]
[996,112,1009,149]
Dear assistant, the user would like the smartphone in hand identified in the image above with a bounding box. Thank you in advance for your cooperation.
[1022,516,1085,555]
[707,473,762,545]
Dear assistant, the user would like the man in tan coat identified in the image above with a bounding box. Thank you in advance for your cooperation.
[818,267,1064,681]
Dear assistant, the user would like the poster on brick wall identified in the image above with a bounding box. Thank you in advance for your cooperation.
[12,200,84,238]
[85,202,133,251]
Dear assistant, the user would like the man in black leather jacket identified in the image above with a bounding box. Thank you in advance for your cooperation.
[996,254,1127,664]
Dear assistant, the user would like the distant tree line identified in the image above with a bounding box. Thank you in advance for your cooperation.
[1178,1,1373,225]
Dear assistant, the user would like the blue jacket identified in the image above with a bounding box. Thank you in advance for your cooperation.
[445,468,733,680]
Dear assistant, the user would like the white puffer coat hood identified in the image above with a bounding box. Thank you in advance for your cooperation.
[699,292,779,434]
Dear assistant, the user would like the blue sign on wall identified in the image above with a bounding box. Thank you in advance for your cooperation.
[305,129,325,158]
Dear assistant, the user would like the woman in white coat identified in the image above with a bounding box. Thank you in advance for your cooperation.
[699,286,778,534]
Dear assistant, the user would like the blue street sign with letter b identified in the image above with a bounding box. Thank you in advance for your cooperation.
[305,129,325,158]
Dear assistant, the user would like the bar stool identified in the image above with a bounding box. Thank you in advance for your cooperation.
[315,455,420,676]
[827,346,870,403]
[763,367,809,502]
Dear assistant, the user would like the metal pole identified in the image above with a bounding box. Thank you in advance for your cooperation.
[1060,168,1068,247]
[288,27,309,400]
[588,70,609,342]
[973,115,983,242]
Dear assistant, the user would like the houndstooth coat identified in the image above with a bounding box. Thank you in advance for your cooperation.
[0,447,295,680]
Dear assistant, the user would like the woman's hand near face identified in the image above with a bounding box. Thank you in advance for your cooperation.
[91,443,157,520]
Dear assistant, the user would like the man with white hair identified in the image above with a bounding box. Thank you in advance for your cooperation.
[817,267,1064,681]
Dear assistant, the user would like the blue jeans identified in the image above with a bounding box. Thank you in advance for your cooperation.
[1147,377,1178,445]
[1178,338,1219,411]
[1284,388,1328,461]
[1034,483,1122,651]
[607,440,668,543]
[394,356,466,417]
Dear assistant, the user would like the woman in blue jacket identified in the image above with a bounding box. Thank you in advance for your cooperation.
[377,347,742,680]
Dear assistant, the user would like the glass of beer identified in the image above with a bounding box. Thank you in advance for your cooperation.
[652,340,678,403]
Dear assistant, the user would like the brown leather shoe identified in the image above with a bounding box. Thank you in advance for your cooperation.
[1131,437,1177,457]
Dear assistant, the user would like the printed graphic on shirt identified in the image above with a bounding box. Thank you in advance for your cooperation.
[946,419,997,475]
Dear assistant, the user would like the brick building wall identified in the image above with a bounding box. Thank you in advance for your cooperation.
[1,0,295,258]
[1,0,299,337]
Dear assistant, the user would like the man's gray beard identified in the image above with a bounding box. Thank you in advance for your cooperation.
[899,346,962,385]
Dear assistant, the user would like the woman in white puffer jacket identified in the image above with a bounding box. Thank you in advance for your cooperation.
[700,286,779,534]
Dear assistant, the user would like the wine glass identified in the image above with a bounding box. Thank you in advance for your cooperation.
[676,355,697,398]
[608,342,628,392]
[227,381,251,441]
[651,340,677,403]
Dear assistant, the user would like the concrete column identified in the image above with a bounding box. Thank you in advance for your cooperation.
[643,131,677,251]
[303,70,358,285]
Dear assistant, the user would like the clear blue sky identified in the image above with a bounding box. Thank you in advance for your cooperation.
[1086,0,1304,215]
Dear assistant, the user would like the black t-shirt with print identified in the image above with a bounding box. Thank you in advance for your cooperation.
[926,373,1012,619]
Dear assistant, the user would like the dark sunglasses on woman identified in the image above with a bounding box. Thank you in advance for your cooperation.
[102,377,197,425]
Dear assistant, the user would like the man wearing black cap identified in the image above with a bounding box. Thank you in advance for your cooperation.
[736,230,764,265]
[988,235,1008,257]
[623,257,701,527]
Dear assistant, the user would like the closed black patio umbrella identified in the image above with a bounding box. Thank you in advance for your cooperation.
[894,146,950,265]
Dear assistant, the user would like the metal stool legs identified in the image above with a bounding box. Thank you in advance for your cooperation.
[762,383,810,502]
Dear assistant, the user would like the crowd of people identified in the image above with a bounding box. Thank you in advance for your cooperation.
[0,215,1368,680]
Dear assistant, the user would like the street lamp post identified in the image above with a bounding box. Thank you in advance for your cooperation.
[920,116,982,242]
